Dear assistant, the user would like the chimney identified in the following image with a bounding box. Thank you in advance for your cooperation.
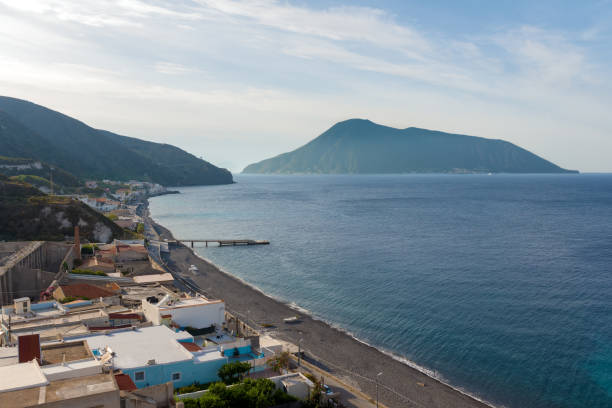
[18,334,41,364]
[74,226,81,260]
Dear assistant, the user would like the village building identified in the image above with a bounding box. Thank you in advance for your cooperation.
[142,294,225,329]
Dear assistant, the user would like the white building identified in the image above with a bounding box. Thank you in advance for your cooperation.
[142,295,225,329]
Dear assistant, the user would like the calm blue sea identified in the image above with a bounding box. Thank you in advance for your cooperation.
[149,174,612,408]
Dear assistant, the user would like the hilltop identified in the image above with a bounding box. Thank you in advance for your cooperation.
[243,119,577,174]
[0,96,233,186]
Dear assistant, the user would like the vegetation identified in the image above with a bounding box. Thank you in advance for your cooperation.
[81,243,99,255]
[0,176,124,242]
[181,378,297,408]
[301,376,325,408]
[59,296,90,303]
[267,351,291,374]
[10,174,50,189]
[0,155,80,189]
[0,96,233,186]
[137,222,145,233]
[106,213,118,221]
[243,118,578,174]
[71,268,107,276]
[217,361,251,385]
[175,382,211,395]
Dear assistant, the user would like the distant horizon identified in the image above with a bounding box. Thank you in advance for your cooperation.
[1,1,610,172]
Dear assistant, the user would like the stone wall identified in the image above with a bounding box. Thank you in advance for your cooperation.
[0,241,73,305]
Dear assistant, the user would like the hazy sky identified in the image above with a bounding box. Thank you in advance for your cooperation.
[1,0,611,172]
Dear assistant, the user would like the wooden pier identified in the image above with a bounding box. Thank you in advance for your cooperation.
[178,239,270,248]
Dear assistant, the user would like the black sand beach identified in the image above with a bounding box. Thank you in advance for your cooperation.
[148,215,492,408]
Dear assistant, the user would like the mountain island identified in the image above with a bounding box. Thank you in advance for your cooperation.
[243,119,577,174]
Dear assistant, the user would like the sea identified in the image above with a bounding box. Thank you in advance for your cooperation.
[149,174,612,408]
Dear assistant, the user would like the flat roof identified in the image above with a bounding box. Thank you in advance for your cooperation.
[9,309,107,331]
[67,325,194,369]
[0,360,48,392]
[0,347,18,367]
[159,296,223,310]
[133,273,174,283]
[41,358,100,378]
[194,348,225,363]
[41,341,93,365]
[0,373,117,406]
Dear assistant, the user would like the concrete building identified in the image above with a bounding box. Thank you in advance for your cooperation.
[0,242,74,305]
[142,295,225,329]
[67,325,231,389]
[0,298,130,345]
[272,373,315,400]
[0,335,120,407]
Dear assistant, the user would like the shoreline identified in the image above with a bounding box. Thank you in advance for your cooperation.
[145,201,496,408]
[189,249,498,408]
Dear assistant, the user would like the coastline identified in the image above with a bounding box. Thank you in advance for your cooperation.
[145,201,495,408]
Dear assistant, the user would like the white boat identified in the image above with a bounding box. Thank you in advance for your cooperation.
[283,316,300,324]
[188,264,198,275]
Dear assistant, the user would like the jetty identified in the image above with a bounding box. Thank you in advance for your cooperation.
[177,239,270,248]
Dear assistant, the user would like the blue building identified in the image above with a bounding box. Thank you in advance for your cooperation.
[68,325,261,389]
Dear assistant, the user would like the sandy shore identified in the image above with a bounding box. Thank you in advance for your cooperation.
[147,215,493,408]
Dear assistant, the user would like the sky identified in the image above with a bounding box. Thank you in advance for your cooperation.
[1,0,611,173]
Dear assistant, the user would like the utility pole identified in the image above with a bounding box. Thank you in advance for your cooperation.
[376,371,383,408]
[246,309,250,336]
[298,338,303,367]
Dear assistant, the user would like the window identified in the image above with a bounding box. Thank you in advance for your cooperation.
[134,371,145,381]
[171,372,181,381]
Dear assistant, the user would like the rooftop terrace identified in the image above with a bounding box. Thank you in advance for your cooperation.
[67,325,195,369]
[41,340,92,365]
[0,372,117,406]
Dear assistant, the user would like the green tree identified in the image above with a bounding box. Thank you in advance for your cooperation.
[217,361,251,385]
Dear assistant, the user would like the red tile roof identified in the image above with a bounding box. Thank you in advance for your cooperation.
[180,342,202,352]
[60,283,116,299]
[115,373,138,391]
[18,334,41,364]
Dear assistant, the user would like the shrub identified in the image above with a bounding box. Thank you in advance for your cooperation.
[175,382,211,394]
[188,378,297,408]
[59,296,90,304]
[217,361,251,385]
[71,268,107,276]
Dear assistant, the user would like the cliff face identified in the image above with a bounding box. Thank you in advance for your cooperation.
[243,119,577,174]
[0,96,233,186]
[0,176,123,242]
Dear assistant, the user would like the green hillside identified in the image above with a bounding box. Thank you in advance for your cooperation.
[0,156,81,192]
[0,175,124,242]
[0,96,233,186]
[243,119,577,174]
